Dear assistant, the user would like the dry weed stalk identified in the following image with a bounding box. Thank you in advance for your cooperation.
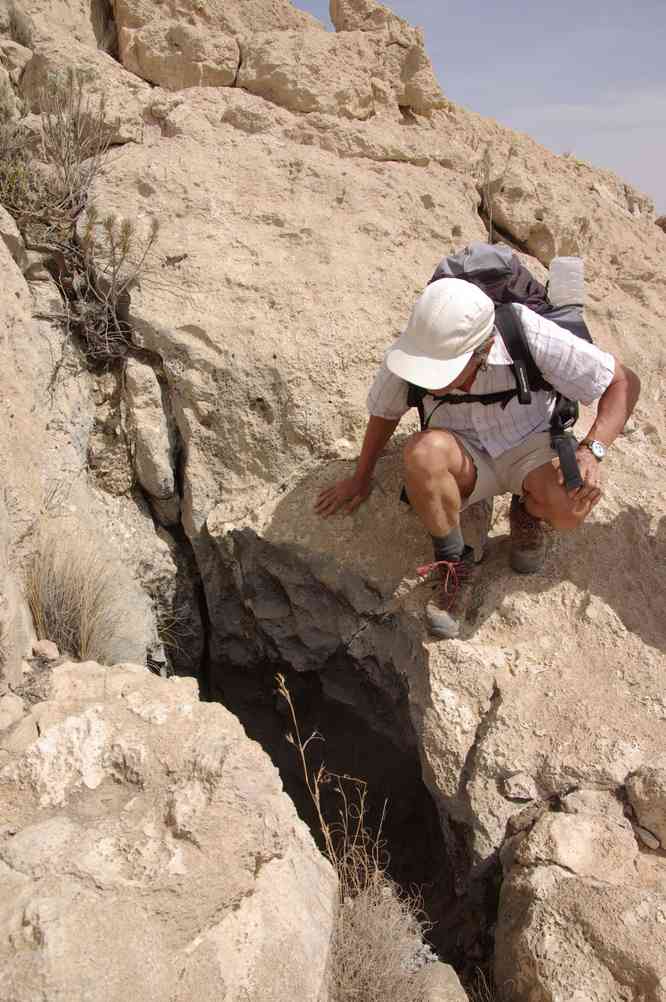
[1,68,158,363]
[0,69,115,239]
[479,144,516,243]
[276,674,433,1002]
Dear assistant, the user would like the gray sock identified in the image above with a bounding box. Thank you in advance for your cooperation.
[432,526,465,563]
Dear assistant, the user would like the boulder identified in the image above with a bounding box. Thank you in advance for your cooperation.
[1,0,115,49]
[0,37,33,77]
[412,961,469,1001]
[331,0,446,116]
[496,809,666,1001]
[0,661,337,1001]
[239,29,379,119]
[19,38,150,144]
[112,0,322,91]
[124,358,180,523]
[626,767,666,846]
[0,204,28,273]
[118,19,239,91]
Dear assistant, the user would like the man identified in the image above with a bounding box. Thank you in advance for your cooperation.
[315,278,640,639]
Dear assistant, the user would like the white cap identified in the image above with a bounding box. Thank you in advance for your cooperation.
[386,278,496,389]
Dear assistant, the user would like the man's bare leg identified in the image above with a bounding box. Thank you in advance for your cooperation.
[403,430,479,639]
[403,429,477,536]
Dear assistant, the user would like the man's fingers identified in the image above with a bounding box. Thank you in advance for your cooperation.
[316,495,342,517]
[344,495,362,515]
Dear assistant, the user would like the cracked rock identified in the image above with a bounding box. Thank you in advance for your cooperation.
[0,661,336,1001]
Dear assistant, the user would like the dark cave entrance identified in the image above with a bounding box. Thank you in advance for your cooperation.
[212,654,481,966]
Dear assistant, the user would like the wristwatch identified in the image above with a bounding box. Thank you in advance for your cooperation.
[580,439,607,461]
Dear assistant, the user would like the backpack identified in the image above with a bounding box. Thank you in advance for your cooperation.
[406,242,591,491]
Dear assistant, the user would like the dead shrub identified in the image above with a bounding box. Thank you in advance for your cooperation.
[276,675,434,1002]
[26,521,150,665]
[0,68,115,240]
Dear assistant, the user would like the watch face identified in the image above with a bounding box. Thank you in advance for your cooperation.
[590,440,605,459]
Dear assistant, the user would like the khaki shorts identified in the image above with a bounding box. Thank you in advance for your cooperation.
[457,431,557,509]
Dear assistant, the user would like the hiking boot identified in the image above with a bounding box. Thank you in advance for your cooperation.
[417,546,478,640]
[509,494,545,574]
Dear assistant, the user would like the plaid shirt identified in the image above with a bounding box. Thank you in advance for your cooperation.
[366,305,615,458]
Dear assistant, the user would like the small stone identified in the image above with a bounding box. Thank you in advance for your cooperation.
[0,694,24,732]
[32,639,60,660]
[503,772,541,801]
[506,801,547,836]
[636,826,661,851]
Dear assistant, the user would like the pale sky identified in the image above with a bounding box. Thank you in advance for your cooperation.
[294,0,666,214]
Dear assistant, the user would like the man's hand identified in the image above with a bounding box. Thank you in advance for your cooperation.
[554,447,603,507]
[314,475,372,518]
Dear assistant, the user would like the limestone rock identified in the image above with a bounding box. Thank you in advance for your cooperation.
[239,29,379,119]
[0,36,33,76]
[0,205,28,271]
[113,0,322,40]
[124,358,180,521]
[31,639,59,660]
[118,19,239,91]
[0,63,16,120]
[0,494,33,694]
[502,772,540,802]
[0,661,336,1001]
[412,961,468,1001]
[635,825,660,850]
[0,224,173,672]
[19,39,150,144]
[112,0,322,91]
[2,0,115,49]
[627,767,666,846]
[560,788,625,819]
[655,215,666,233]
[0,693,24,731]
[331,0,446,116]
[496,809,666,1001]
[511,812,638,882]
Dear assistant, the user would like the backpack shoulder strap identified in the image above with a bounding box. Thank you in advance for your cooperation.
[407,383,428,431]
[495,304,551,402]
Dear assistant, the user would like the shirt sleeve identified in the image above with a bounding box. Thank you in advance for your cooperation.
[516,306,615,406]
[366,356,410,420]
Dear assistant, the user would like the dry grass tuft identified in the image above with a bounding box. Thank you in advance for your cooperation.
[27,522,149,666]
[466,967,498,1002]
[276,674,433,1002]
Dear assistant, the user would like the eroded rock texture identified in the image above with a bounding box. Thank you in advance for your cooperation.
[0,662,336,1001]
[0,0,665,997]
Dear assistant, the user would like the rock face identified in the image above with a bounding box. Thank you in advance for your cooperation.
[112,0,320,90]
[1,0,665,997]
[125,358,181,526]
[0,661,337,1001]
[496,806,666,1000]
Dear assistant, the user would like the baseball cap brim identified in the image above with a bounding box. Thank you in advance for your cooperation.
[385,342,473,390]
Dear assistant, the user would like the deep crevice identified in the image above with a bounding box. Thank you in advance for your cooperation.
[209,643,498,978]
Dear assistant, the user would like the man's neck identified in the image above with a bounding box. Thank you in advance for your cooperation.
[459,359,483,392]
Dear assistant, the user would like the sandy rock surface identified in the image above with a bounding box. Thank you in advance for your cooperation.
[1,0,665,996]
[496,807,666,1000]
[0,661,336,1002]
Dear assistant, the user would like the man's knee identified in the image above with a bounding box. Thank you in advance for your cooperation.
[403,430,460,475]
[527,494,592,531]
